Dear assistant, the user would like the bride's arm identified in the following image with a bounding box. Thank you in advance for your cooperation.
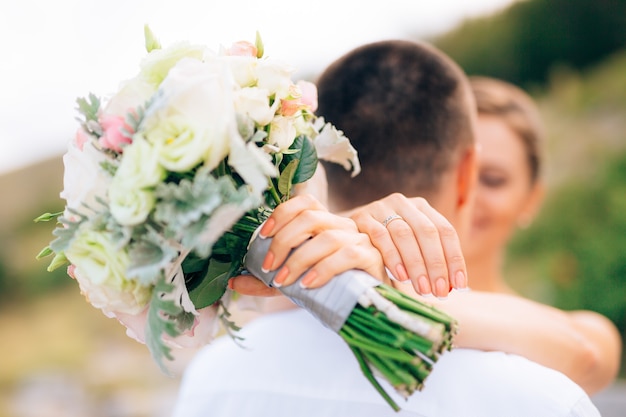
[396,283,621,395]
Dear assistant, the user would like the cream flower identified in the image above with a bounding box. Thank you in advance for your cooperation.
[220,55,258,88]
[109,182,156,226]
[256,59,294,98]
[233,86,275,126]
[140,58,237,172]
[108,138,164,226]
[66,226,151,316]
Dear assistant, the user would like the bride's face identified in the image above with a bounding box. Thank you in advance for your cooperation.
[465,114,542,260]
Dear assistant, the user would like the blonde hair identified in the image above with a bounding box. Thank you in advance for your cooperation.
[469,76,544,183]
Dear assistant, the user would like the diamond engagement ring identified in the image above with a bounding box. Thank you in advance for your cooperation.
[381,214,403,228]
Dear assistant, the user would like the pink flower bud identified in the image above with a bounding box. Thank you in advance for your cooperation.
[227,41,258,57]
[297,80,318,112]
[98,113,133,152]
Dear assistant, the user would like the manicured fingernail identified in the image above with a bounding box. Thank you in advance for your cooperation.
[417,275,432,295]
[435,278,448,299]
[261,251,274,273]
[395,264,409,281]
[455,270,467,290]
[273,266,289,287]
[259,218,275,239]
[300,270,318,288]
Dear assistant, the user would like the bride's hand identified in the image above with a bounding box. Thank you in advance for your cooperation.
[229,194,387,297]
[346,193,467,299]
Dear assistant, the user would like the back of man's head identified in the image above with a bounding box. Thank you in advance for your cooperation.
[317,40,475,212]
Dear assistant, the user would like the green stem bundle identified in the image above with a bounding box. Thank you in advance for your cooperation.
[339,285,457,411]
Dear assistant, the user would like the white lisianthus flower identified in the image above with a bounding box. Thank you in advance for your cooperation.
[140,58,237,172]
[228,135,277,194]
[233,86,276,126]
[140,41,212,87]
[60,140,112,218]
[256,59,294,98]
[66,228,151,316]
[268,115,297,152]
[314,121,361,177]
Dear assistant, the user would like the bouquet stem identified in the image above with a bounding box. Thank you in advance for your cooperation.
[244,235,457,411]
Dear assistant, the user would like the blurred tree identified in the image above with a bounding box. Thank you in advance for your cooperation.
[432,0,626,87]
[508,151,626,373]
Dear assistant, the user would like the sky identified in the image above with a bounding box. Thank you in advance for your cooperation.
[0,0,516,175]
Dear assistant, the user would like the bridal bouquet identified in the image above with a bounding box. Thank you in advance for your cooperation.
[36,27,457,411]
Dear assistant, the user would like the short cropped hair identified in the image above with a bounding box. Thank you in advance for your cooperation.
[317,40,475,211]
[469,76,544,184]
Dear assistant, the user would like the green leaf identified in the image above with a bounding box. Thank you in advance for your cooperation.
[188,258,233,309]
[278,159,299,197]
[49,214,84,253]
[144,25,162,52]
[127,233,178,286]
[282,136,318,186]
[76,93,101,125]
[292,136,318,184]
[211,230,251,257]
[145,277,191,374]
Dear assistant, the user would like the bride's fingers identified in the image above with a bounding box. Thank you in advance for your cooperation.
[301,242,387,289]
[228,275,282,297]
[350,196,423,284]
[411,197,468,292]
[263,210,357,272]
[259,194,327,239]
[272,230,384,288]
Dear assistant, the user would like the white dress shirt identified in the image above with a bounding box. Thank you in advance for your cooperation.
[172,308,600,417]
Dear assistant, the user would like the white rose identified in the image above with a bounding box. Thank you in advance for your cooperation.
[268,115,297,152]
[66,227,151,316]
[219,55,258,88]
[107,138,164,226]
[256,59,294,98]
[141,58,237,172]
[60,140,112,217]
[114,137,165,188]
[233,87,276,126]
[109,181,156,226]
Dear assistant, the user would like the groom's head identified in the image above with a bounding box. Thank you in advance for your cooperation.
[317,40,477,230]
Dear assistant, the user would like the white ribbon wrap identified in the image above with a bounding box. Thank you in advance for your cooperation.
[244,236,380,332]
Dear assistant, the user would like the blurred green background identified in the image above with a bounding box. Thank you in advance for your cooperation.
[430,0,626,376]
[1,0,624,416]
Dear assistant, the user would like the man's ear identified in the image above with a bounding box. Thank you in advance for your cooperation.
[456,145,478,209]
